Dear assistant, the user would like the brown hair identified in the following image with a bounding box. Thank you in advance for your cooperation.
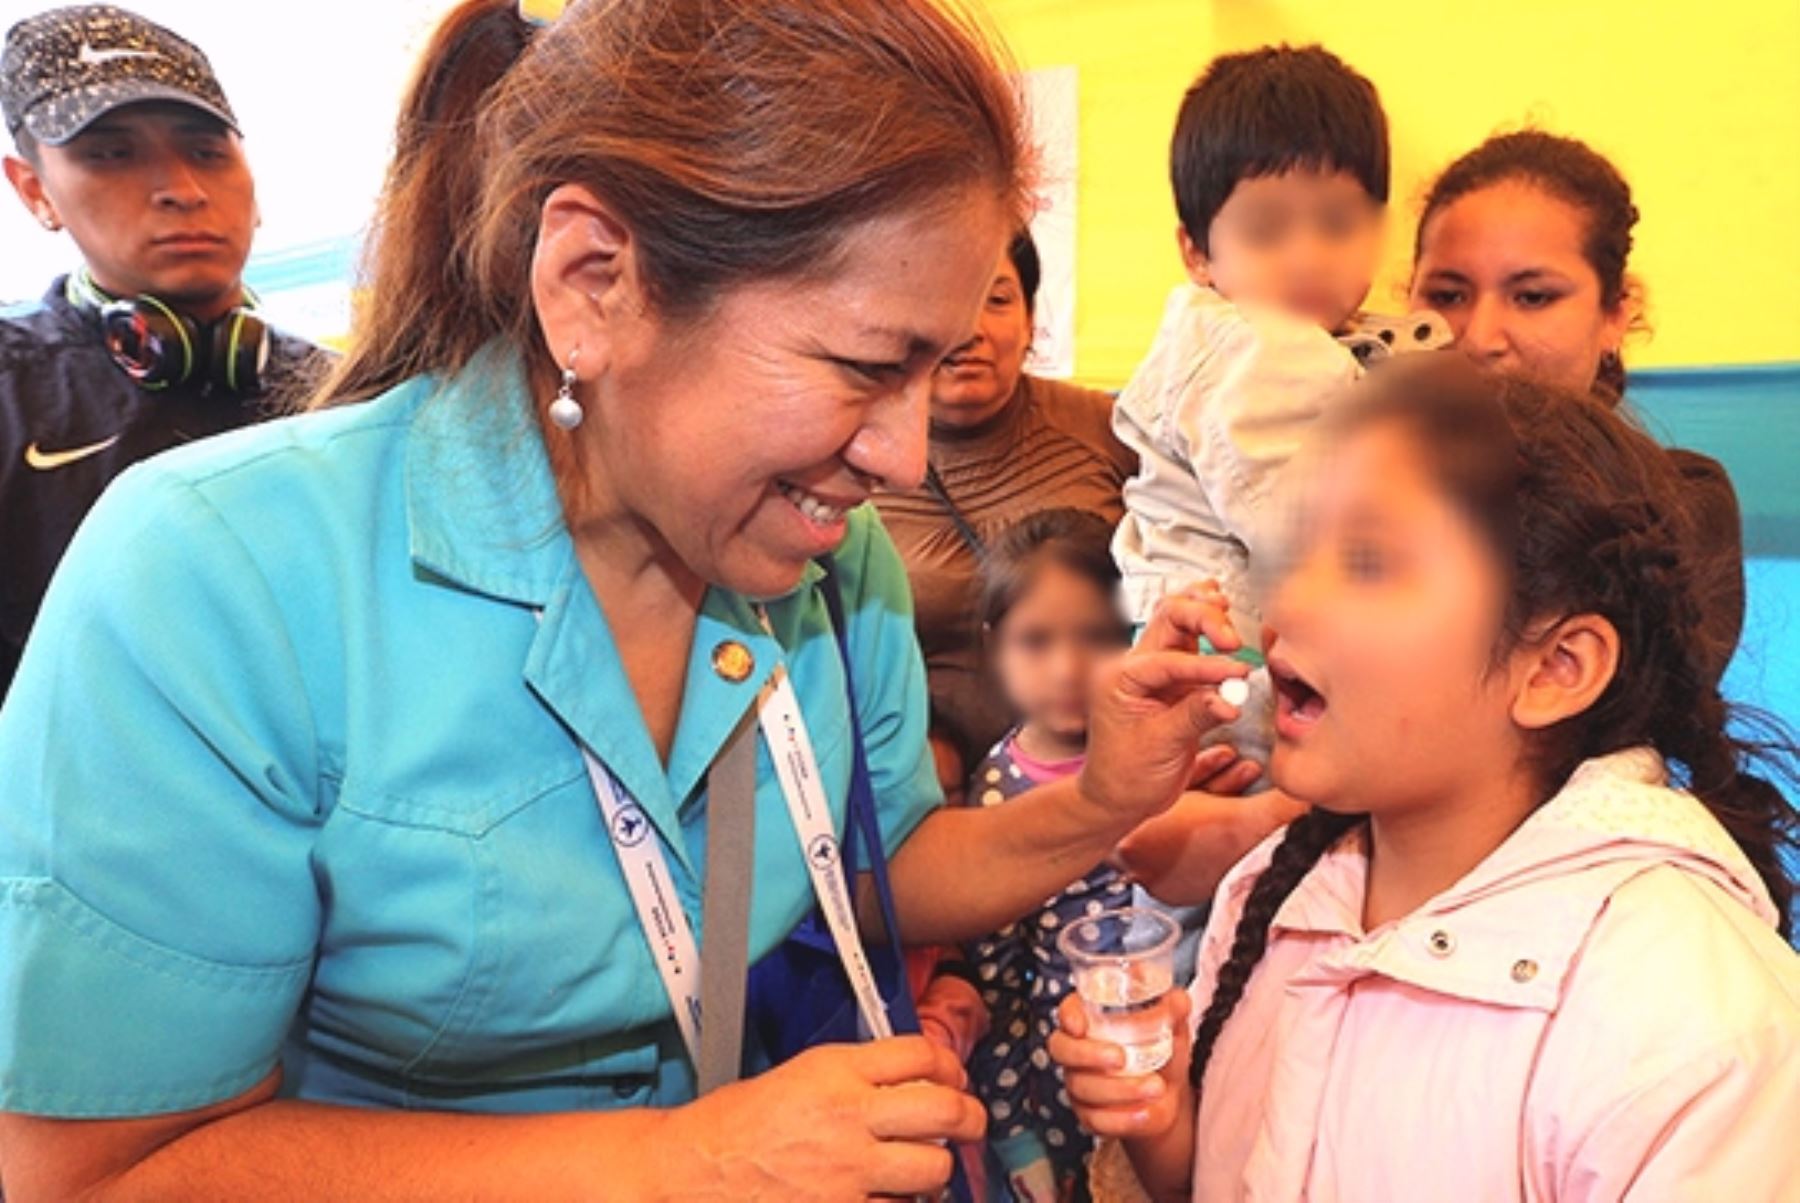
[314,0,1029,409]
[978,507,1126,634]
[1414,131,1642,401]
[1189,356,1798,1095]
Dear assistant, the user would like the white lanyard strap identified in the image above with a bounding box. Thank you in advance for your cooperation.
[583,750,706,1067]
[579,640,893,1074]
[756,663,894,1041]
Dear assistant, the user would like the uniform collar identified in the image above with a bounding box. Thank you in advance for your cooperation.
[401,341,829,862]
[403,340,828,609]
[403,342,570,608]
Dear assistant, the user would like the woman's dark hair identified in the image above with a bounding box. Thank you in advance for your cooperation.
[1006,226,1041,317]
[1415,131,1641,400]
[979,507,1125,635]
[313,0,1029,409]
[1188,355,1798,1095]
[1171,44,1388,254]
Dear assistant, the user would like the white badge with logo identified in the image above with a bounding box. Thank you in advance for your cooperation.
[577,621,892,1071]
[582,756,706,1063]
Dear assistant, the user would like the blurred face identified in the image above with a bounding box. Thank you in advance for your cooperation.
[589,191,1008,598]
[1262,421,1529,816]
[4,102,255,320]
[990,559,1127,744]
[1190,167,1382,331]
[1410,181,1631,395]
[929,245,1033,428]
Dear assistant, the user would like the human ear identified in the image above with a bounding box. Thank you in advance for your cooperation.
[4,155,61,230]
[530,183,645,386]
[1510,613,1620,731]
[1177,225,1211,287]
[1597,289,1635,362]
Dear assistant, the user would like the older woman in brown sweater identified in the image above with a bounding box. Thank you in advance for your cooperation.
[874,229,1135,779]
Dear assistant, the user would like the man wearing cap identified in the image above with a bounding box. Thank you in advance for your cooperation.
[0,4,327,696]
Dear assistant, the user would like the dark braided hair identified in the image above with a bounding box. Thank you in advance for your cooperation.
[1187,356,1798,1099]
[1415,131,1642,403]
[1188,809,1363,1091]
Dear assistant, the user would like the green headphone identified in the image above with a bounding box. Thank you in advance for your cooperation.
[67,269,269,395]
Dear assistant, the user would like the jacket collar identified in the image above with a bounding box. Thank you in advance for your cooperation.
[1273,748,1778,1012]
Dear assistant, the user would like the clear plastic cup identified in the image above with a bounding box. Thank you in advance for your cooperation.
[1057,906,1180,1075]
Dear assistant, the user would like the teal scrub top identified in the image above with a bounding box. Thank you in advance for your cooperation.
[0,346,942,1118]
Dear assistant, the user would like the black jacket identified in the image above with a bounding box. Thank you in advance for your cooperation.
[0,276,331,695]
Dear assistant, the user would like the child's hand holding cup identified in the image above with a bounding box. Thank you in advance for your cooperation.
[1050,907,1192,1138]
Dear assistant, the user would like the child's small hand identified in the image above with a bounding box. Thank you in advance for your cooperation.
[1048,991,1193,1140]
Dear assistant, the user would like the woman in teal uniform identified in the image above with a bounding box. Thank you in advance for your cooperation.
[0,2,1246,1198]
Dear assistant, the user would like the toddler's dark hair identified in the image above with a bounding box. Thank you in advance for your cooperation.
[1171,44,1388,254]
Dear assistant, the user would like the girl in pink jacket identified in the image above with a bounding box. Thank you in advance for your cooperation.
[1053,356,1799,1202]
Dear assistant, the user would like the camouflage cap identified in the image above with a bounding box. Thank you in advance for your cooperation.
[2,5,238,146]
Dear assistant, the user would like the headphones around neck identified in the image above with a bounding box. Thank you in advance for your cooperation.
[67,270,270,396]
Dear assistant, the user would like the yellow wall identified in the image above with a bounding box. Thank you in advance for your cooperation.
[983,0,1800,386]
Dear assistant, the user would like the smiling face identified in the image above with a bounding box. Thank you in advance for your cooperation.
[581,191,1009,598]
[929,243,1033,428]
[1262,419,1532,816]
[5,101,255,319]
[1410,180,1631,395]
[1190,167,1382,332]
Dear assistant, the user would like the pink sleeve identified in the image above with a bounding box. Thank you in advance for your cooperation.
[1552,1022,1800,1202]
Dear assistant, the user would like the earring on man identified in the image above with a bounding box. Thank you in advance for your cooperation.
[548,348,583,430]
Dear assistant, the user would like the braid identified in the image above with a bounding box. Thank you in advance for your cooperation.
[1188,809,1365,1094]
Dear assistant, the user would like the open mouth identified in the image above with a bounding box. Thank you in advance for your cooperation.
[777,480,853,528]
[1269,656,1327,732]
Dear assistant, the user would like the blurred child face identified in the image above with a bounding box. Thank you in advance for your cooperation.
[990,560,1127,746]
[1409,181,1631,396]
[1262,420,1530,817]
[1186,167,1382,332]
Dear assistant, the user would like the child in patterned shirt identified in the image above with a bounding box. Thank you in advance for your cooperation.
[964,509,1135,1200]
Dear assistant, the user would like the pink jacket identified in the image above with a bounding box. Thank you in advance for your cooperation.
[1189,748,1800,1202]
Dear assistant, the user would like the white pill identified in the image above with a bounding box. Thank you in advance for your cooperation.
[1219,677,1250,707]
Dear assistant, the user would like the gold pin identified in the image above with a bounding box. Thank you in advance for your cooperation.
[711,640,754,683]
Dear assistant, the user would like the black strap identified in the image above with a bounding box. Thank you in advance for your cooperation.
[922,464,986,561]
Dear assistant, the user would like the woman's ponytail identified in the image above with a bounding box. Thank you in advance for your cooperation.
[311,0,534,408]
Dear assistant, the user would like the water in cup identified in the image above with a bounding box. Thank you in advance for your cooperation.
[1073,959,1174,1074]
[1058,907,1181,1076]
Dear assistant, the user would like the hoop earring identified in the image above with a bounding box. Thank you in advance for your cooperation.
[548,349,583,431]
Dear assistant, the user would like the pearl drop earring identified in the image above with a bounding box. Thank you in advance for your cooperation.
[548,349,583,431]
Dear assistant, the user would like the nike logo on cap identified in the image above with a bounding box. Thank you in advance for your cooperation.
[24,435,121,470]
[76,43,161,67]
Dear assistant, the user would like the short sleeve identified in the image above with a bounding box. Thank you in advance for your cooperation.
[0,462,323,1117]
[831,507,943,856]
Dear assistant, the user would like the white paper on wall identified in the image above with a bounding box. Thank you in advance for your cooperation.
[1021,65,1080,380]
